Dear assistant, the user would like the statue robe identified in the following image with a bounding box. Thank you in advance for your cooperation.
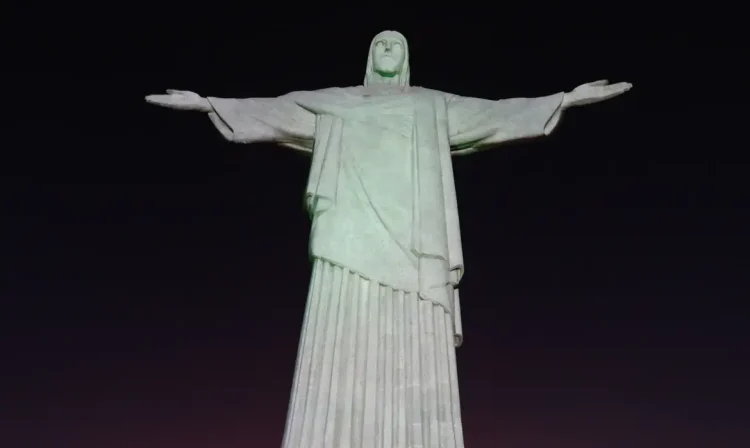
[206,86,564,346]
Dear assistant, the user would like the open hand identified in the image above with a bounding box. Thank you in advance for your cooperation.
[145,90,211,112]
[562,80,632,108]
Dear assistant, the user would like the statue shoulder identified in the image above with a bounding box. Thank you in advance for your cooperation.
[278,87,361,103]
[315,86,366,96]
[410,86,450,97]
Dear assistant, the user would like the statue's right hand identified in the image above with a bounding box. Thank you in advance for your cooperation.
[145,89,211,112]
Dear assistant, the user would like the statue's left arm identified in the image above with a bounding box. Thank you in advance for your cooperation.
[448,80,632,156]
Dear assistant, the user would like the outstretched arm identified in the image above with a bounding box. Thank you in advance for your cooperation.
[146,90,316,153]
[449,80,632,156]
[447,91,565,156]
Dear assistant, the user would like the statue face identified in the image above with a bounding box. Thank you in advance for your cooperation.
[371,36,405,77]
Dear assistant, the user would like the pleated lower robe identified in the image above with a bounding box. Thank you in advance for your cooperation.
[281,259,465,448]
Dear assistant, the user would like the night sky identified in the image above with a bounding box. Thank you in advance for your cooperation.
[3,9,749,448]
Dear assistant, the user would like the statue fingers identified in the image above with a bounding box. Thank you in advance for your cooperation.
[145,94,171,105]
[613,82,633,92]
[597,89,628,102]
[166,89,199,99]
[573,79,608,93]
[586,79,609,87]
[145,94,192,109]
[604,82,632,96]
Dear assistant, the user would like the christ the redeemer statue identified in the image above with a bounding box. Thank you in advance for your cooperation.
[146,30,631,448]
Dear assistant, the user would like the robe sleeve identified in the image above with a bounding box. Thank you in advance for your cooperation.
[447,92,565,154]
[206,91,317,153]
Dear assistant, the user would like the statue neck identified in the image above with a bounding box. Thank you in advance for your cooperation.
[370,72,400,85]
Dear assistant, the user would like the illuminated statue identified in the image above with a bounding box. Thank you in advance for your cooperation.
[146,30,631,448]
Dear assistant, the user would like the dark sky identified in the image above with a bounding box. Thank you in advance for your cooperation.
[3,8,749,448]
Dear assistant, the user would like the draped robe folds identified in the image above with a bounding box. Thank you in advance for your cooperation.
[207,86,564,346]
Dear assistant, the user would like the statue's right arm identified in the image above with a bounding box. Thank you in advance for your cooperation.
[146,90,316,152]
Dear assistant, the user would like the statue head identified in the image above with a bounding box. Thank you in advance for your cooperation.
[364,30,410,87]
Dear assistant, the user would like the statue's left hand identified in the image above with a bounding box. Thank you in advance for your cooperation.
[562,80,632,108]
[145,89,212,112]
